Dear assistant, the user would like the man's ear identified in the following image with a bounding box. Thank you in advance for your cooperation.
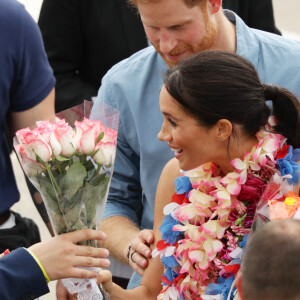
[215,119,232,142]
[208,0,222,14]
[236,271,245,300]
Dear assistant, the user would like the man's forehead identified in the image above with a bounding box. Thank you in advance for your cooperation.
[138,0,204,25]
[134,0,205,7]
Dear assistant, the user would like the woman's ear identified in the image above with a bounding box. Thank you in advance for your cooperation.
[215,119,232,141]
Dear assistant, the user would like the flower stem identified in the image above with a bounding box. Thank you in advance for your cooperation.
[45,161,61,196]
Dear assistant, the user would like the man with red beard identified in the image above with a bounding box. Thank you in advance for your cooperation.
[90,0,300,289]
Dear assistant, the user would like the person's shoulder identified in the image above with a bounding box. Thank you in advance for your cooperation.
[160,158,181,184]
[235,10,300,54]
[0,0,37,38]
[0,0,24,13]
[105,46,161,78]
[0,0,28,23]
[252,28,300,52]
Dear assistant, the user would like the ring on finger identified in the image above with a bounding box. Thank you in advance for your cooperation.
[130,250,137,263]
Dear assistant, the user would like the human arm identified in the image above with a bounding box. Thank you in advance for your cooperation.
[4,0,57,232]
[99,216,153,275]
[97,159,181,299]
[0,229,110,300]
[28,229,110,280]
[8,88,55,133]
[38,0,98,112]
[90,75,155,273]
[7,88,56,234]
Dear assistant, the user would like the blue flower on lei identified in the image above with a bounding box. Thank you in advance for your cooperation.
[159,215,183,244]
[239,234,248,249]
[205,275,235,300]
[161,264,179,286]
[161,255,179,269]
[174,176,193,194]
[277,146,300,184]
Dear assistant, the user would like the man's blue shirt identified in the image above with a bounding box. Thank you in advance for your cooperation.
[92,10,300,232]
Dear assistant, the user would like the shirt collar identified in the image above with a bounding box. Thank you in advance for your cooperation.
[224,9,259,70]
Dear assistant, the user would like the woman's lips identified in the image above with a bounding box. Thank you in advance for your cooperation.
[170,147,183,159]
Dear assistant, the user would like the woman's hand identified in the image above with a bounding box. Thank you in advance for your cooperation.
[97,269,114,294]
[128,229,154,275]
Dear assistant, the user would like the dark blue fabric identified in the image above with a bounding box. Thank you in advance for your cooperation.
[0,248,49,299]
[0,0,55,213]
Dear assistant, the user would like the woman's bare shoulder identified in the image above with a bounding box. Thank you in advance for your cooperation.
[160,158,181,183]
[154,159,180,218]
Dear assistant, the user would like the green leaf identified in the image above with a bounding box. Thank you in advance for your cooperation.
[56,155,72,162]
[96,132,104,144]
[90,148,99,157]
[83,174,110,227]
[60,162,87,201]
[235,213,247,226]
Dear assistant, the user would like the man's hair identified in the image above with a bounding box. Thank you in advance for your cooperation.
[242,219,300,300]
[128,0,205,8]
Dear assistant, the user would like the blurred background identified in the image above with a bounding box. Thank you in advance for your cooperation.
[11,0,300,299]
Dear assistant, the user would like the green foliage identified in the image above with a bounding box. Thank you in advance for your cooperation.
[36,155,111,243]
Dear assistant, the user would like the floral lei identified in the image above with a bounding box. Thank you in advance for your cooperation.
[153,130,300,300]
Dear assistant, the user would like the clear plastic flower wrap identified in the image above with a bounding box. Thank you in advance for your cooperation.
[14,101,119,299]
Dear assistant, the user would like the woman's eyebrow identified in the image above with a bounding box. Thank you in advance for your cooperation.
[162,112,181,122]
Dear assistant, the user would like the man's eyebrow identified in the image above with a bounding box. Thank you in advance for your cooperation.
[168,20,191,29]
[143,19,191,29]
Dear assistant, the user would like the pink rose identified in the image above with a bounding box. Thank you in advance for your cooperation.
[16,129,52,162]
[93,141,116,166]
[15,127,31,144]
[17,145,45,176]
[54,120,77,157]
[74,118,105,154]
[102,128,117,143]
[33,120,53,141]
[34,121,62,157]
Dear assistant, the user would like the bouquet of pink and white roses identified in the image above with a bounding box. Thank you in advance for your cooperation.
[14,101,119,299]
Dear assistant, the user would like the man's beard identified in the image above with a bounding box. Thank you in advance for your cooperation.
[154,17,218,67]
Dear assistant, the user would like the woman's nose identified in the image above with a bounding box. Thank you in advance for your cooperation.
[157,123,171,141]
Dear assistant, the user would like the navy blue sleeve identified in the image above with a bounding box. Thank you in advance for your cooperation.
[7,1,55,112]
[0,248,49,300]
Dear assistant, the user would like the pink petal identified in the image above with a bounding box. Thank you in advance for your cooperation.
[227,181,241,195]
[231,158,246,170]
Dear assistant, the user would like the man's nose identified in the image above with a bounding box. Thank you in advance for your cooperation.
[159,31,177,54]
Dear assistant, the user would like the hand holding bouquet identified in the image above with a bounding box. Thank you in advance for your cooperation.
[14,102,119,299]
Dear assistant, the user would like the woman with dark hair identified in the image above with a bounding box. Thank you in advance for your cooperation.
[96,51,300,299]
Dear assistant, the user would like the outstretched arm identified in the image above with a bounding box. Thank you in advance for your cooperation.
[28,229,110,280]
[0,229,109,299]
